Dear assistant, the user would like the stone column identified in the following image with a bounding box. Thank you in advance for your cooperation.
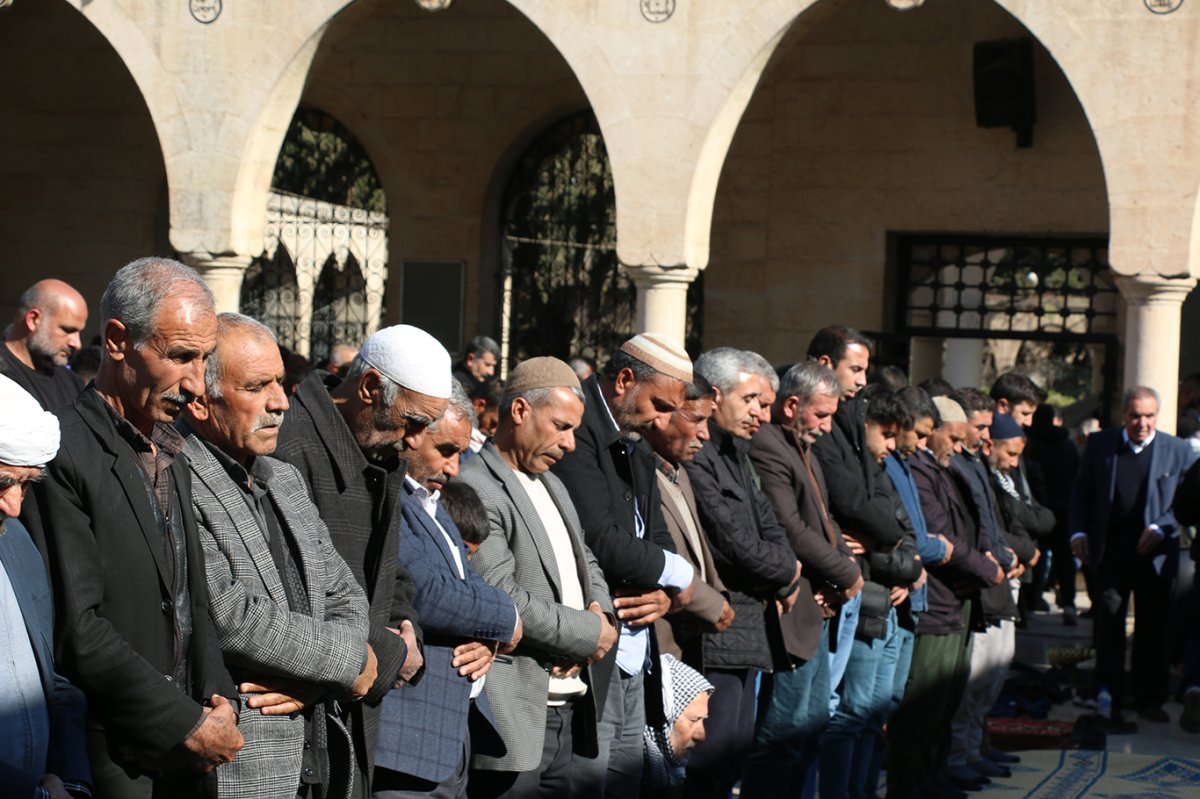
[626,266,699,346]
[1115,275,1196,434]
[181,253,253,314]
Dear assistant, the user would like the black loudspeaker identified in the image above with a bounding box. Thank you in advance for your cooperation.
[973,38,1036,147]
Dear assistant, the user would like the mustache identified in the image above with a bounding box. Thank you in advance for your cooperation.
[253,412,285,432]
[162,389,196,407]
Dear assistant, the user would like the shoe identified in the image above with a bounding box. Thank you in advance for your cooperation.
[946,765,988,790]
[1062,607,1077,626]
[1093,713,1138,734]
[1079,607,1094,619]
[969,759,1010,779]
[1137,705,1170,723]
[931,781,969,799]
[1032,597,1051,612]
[984,749,1022,765]
[1182,687,1200,733]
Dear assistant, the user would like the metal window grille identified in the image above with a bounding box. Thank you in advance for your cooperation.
[898,235,1117,338]
[498,112,703,376]
[242,190,387,365]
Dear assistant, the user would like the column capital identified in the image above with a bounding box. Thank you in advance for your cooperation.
[180,252,254,313]
[1113,273,1197,305]
[623,264,700,289]
[180,251,255,272]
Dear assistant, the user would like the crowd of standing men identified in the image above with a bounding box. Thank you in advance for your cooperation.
[2,257,1199,799]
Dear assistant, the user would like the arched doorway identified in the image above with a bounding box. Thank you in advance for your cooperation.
[0,1,167,323]
[708,0,1109,410]
[498,112,704,374]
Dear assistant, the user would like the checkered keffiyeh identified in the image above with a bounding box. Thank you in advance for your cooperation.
[642,654,715,788]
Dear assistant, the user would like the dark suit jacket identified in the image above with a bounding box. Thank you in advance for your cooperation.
[653,464,729,669]
[1069,427,1197,578]
[21,387,234,772]
[376,488,517,783]
[549,376,679,711]
[750,422,861,662]
[0,519,90,797]
[550,376,676,589]
[273,372,422,787]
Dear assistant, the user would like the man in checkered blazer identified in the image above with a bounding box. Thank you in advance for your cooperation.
[184,314,373,799]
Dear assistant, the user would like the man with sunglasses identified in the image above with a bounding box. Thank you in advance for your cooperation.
[275,324,451,798]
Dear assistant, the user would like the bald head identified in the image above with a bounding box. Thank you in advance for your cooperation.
[8,278,88,369]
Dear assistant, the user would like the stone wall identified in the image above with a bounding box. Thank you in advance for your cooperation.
[0,0,166,329]
[706,0,1108,364]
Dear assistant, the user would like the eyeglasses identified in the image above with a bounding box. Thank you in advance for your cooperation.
[0,469,46,495]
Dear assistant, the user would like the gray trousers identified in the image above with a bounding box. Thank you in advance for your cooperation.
[947,612,1015,766]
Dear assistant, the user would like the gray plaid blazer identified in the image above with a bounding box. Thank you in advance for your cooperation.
[184,435,370,799]
[459,443,612,772]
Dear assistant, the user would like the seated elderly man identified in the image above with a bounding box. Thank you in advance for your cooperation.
[183,314,372,799]
[642,654,713,791]
[0,376,91,799]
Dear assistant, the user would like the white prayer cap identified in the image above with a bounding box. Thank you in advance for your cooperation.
[357,324,452,399]
[0,374,60,467]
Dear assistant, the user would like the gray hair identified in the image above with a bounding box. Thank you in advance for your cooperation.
[499,385,586,419]
[343,354,401,406]
[778,362,840,406]
[431,381,477,432]
[100,257,214,348]
[204,313,277,399]
[1122,385,1161,410]
[466,335,500,358]
[743,350,779,391]
[694,347,761,394]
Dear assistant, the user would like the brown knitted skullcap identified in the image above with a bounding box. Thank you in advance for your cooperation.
[504,356,582,395]
[620,333,692,384]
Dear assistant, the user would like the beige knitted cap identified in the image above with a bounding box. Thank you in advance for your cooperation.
[505,356,582,394]
[620,333,692,384]
[933,396,968,424]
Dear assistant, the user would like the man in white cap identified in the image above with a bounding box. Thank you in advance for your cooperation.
[0,375,91,799]
[274,323,452,798]
[550,332,698,798]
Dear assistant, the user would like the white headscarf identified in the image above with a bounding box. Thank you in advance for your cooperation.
[0,374,61,466]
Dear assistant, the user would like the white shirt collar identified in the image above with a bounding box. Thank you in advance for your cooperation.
[405,474,441,516]
[1122,427,1156,454]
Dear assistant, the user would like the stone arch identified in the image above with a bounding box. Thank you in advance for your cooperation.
[0,1,167,321]
[296,0,595,344]
[705,0,1110,360]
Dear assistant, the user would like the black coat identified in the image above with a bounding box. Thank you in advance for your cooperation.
[812,398,905,552]
[273,372,421,787]
[21,387,234,779]
[685,421,796,671]
[550,376,677,714]
[551,376,675,588]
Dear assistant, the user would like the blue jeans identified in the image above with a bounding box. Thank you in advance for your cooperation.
[820,607,904,799]
[827,593,862,715]
[740,622,831,799]
[861,623,916,798]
